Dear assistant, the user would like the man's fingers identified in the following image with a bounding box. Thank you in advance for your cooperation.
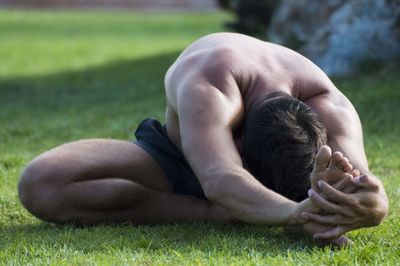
[332,174,352,191]
[342,183,358,194]
[314,234,352,247]
[324,172,353,186]
[302,222,352,247]
[313,226,349,240]
[352,175,380,191]
[301,212,352,225]
[318,180,356,206]
[308,189,348,216]
[332,174,358,193]
[329,235,352,247]
[335,235,352,246]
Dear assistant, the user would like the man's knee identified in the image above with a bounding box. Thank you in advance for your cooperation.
[18,157,68,223]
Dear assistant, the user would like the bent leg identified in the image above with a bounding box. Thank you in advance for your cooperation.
[18,139,233,225]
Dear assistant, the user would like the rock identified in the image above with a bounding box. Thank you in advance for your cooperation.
[268,0,400,76]
[268,0,347,49]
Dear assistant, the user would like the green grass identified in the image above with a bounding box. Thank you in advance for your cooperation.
[0,9,399,265]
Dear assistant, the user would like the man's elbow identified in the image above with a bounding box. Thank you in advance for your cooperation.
[203,180,224,202]
[200,166,244,203]
[201,173,230,203]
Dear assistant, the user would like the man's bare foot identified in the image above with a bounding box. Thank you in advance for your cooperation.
[305,146,355,247]
[310,146,353,192]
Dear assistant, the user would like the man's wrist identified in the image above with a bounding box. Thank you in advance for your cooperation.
[285,201,307,226]
[286,198,321,226]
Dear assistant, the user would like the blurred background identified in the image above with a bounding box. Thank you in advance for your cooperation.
[1,0,399,76]
[0,0,218,11]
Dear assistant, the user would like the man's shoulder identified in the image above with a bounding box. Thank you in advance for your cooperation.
[166,44,244,102]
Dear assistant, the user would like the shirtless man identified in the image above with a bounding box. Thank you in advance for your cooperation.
[18,33,388,246]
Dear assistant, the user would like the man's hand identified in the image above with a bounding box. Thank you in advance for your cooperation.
[287,145,355,246]
[302,174,388,240]
[287,197,351,246]
[302,222,352,246]
[291,177,352,246]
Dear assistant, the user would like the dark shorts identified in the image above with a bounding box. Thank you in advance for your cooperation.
[134,118,206,199]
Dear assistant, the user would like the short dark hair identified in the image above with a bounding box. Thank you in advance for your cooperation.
[243,93,327,202]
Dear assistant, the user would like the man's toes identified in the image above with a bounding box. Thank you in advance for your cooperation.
[329,152,353,173]
[344,164,353,172]
[342,163,353,173]
[340,158,352,172]
[331,152,343,163]
[314,145,332,172]
[329,152,343,170]
[351,169,360,177]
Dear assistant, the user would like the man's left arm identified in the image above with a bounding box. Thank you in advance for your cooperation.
[304,90,389,240]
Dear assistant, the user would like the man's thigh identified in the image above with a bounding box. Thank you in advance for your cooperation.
[23,138,174,193]
[18,139,239,224]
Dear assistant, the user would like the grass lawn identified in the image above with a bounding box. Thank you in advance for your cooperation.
[0,9,399,265]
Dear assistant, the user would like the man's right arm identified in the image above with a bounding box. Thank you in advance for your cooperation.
[300,87,388,239]
[176,76,307,225]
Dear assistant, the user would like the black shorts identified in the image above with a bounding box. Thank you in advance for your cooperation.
[134,118,206,199]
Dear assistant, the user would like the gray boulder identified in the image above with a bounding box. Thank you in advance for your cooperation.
[268,0,400,76]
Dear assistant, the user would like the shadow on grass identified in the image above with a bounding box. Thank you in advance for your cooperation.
[0,51,180,152]
[0,51,180,115]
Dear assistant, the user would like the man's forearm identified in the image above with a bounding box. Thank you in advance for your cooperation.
[204,167,303,225]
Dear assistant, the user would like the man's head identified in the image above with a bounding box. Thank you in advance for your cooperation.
[243,93,327,202]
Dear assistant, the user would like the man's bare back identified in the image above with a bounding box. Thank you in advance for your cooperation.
[17,33,388,246]
[165,33,325,148]
[164,33,361,159]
